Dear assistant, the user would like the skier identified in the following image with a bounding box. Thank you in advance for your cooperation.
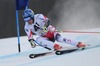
[23,9,86,50]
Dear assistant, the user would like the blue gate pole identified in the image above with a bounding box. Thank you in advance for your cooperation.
[16,10,21,52]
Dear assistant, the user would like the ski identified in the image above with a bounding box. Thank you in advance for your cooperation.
[55,48,78,55]
[29,51,53,58]
[29,48,78,59]
[56,44,100,55]
[29,44,100,59]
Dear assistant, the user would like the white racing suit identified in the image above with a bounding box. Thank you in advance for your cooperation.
[24,14,78,49]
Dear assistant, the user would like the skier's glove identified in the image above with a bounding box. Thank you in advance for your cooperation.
[42,26,48,33]
[42,20,51,33]
[28,39,36,48]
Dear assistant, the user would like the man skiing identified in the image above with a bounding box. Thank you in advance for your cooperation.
[23,9,86,50]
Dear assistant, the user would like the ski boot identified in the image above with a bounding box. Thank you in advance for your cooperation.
[77,42,86,50]
[54,44,62,51]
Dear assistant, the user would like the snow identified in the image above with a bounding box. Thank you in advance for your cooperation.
[0,28,100,66]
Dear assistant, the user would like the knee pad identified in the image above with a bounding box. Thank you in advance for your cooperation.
[55,33,61,41]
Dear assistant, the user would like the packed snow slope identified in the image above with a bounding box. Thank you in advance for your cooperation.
[0,28,100,66]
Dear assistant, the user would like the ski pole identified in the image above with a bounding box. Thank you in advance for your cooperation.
[33,40,51,50]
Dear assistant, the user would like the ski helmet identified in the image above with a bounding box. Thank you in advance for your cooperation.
[23,9,34,22]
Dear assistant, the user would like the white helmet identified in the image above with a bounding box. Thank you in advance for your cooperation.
[23,9,34,22]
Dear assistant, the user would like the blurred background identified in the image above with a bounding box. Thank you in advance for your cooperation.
[0,0,100,38]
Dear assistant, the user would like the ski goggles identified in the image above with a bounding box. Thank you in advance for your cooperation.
[24,17,31,22]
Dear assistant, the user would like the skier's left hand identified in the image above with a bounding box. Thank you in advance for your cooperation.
[29,39,36,48]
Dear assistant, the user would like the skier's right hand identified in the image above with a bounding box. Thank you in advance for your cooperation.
[42,26,48,33]
[28,39,36,48]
